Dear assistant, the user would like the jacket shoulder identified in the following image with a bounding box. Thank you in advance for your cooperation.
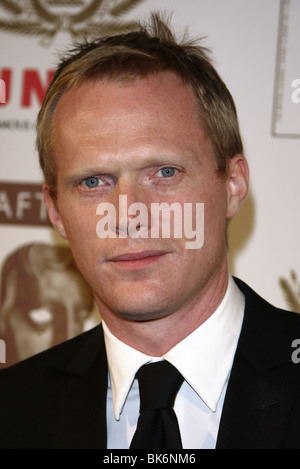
[0,324,105,448]
[0,324,104,389]
[234,277,300,370]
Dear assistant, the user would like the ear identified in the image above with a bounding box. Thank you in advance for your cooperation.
[226,154,249,219]
[43,184,68,239]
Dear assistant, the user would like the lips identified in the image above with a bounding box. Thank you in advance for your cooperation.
[110,250,166,262]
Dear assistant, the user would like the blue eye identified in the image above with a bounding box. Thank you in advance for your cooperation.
[158,167,176,178]
[84,177,100,188]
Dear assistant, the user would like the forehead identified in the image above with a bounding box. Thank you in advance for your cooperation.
[52,72,209,163]
[54,71,201,131]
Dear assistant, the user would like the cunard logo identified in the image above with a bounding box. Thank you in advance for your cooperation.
[0,0,144,46]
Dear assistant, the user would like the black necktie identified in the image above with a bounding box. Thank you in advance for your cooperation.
[129,360,184,449]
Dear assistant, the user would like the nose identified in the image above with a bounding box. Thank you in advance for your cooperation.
[111,176,152,238]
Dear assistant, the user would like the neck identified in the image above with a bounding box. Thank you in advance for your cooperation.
[96,265,229,356]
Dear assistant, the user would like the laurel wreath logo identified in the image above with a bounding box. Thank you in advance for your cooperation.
[0,0,144,46]
[279,270,300,313]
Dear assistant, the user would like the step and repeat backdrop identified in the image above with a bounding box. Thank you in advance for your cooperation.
[0,0,299,367]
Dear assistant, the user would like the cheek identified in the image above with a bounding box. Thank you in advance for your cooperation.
[58,198,99,241]
[204,207,228,261]
[193,181,228,252]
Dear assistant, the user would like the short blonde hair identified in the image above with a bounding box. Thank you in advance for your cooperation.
[37,13,244,199]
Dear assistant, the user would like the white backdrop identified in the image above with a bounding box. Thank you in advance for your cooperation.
[0,0,299,364]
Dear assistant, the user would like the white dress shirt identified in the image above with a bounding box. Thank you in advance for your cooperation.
[103,275,244,449]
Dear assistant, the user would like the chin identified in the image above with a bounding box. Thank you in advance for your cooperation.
[117,309,170,323]
[111,296,178,322]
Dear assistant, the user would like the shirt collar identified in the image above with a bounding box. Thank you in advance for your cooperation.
[102,275,244,419]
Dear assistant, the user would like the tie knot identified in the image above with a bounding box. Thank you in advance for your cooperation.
[136,361,184,412]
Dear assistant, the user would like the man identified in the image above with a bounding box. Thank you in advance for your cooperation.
[0,14,300,449]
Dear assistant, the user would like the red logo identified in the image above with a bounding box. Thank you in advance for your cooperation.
[0,68,54,107]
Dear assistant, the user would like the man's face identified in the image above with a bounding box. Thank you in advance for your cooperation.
[47,72,246,324]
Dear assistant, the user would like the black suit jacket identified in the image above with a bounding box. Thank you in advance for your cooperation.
[1,278,300,449]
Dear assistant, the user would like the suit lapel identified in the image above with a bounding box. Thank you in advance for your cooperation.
[216,350,297,448]
[46,325,108,449]
[217,279,300,449]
